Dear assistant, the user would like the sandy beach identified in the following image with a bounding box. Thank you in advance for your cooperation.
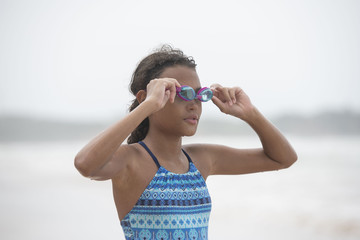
[1,135,359,240]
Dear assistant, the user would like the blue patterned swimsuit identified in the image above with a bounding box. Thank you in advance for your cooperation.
[120,141,212,240]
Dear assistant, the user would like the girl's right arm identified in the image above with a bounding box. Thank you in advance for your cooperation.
[74,100,154,180]
[74,78,180,180]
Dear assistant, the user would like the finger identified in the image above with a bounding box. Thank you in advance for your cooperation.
[229,88,237,104]
[173,78,181,88]
[211,95,227,113]
[219,87,232,105]
[210,84,222,97]
[169,79,179,103]
[165,78,181,88]
[164,89,171,103]
[165,78,180,103]
[210,83,222,89]
[169,86,176,103]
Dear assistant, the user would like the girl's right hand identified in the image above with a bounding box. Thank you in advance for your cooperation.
[143,78,181,112]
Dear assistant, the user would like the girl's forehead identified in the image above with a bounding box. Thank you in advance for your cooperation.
[159,65,201,86]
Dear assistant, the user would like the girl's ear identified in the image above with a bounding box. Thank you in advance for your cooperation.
[136,90,147,104]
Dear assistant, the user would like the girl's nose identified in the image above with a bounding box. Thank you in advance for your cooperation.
[187,99,201,110]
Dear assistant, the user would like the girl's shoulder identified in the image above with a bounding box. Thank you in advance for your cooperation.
[112,142,159,183]
[182,143,218,180]
[120,142,154,167]
[182,142,222,155]
[113,143,156,175]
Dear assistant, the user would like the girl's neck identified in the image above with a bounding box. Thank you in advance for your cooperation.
[142,132,183,162]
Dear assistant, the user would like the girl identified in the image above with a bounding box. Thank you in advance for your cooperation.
[75,45,297,240]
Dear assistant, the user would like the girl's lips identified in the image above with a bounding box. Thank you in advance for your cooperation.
[184,118,198,125]
[184,115,199,125]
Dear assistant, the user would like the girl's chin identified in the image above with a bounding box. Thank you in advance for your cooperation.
[182,129,197,137]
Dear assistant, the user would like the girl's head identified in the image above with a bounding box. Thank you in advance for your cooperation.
[127,45,197,144]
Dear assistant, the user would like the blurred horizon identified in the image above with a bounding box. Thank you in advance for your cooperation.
[1,109,359,142]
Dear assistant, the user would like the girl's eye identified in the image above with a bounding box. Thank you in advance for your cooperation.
[183,90,195,99]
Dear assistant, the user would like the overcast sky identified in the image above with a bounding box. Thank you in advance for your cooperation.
[1,0,359,122]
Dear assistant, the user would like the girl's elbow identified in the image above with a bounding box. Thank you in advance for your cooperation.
[282,153,298,169]
[74,155,92,178]
[290,151,298,165]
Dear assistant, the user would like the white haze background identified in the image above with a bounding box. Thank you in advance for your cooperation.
[0,0,359,121]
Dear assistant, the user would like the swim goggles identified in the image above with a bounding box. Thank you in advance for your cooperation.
[176,85,213,102]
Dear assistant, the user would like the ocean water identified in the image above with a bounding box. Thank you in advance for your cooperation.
[0,135,359,240]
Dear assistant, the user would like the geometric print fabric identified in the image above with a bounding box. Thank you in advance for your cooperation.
[120,142,212,240]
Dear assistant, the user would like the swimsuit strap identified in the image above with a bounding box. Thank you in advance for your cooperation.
[181,149,193,163]
[138,141,161,168]
[138,141,193,169]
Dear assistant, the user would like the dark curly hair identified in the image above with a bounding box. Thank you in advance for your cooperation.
[127,45,197,144]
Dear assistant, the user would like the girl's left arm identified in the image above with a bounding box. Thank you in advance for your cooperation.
[205,84,297,175]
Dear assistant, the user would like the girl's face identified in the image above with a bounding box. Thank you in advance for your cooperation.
[149,65,203,137]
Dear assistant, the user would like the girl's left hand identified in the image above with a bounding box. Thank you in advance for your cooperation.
[210,84,254,121]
